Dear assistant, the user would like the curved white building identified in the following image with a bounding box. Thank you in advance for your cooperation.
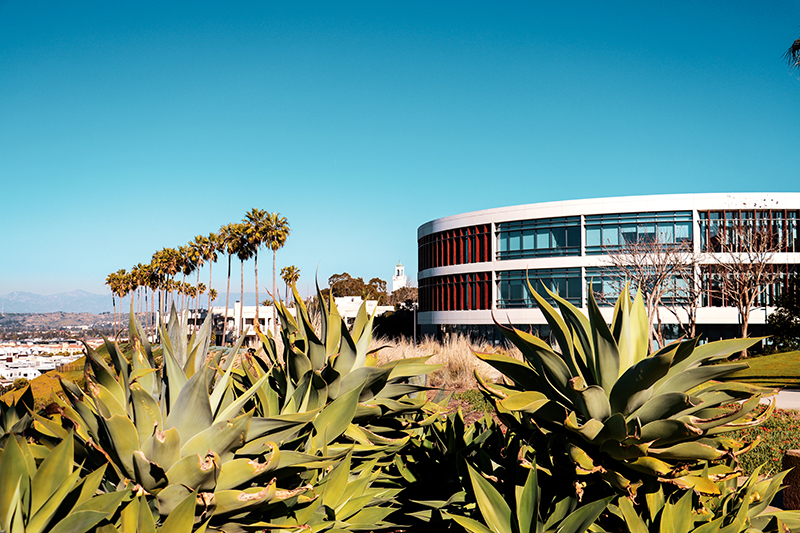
[417,193,800,344]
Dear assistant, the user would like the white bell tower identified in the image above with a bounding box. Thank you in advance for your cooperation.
[392,261,407,293]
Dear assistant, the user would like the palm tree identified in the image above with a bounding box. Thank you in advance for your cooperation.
[280,265,301,305]
[786,38,800,70]
[232,223,254,336]
[264,212,291,336]
[204,232,221,311]
[105,270,125,337]
[188,237,206,313]
[218,224,237,344]
[244,208,268,326]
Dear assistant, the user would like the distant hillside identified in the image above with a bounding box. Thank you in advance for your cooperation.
[0,290,112,313]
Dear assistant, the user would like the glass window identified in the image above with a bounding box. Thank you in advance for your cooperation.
[509,231,521,251]
[567,226,581,247]
[536,228,549,249]
[602,226,619,246]
[639,224,656,243]
[498,234,508,252]
[586,227,601,247]
[551,227,566,248]
[621,225,637,244]
[657,223,673,243]
[523,232,535,250]
[497,217,581,259]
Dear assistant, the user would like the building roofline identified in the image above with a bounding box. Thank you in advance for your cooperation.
[417,192,800,238]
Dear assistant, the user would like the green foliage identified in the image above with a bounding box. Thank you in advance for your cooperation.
[728,406,800,477]
[721,350,800,388]
[476,284,771,502]
[0,435,123,533]
[454,389,493,413]
[326,272,389,304]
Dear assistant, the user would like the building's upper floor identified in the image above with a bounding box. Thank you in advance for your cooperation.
[418,193,800,273]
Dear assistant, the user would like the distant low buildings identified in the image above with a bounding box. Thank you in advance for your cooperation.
[0,339,88,384]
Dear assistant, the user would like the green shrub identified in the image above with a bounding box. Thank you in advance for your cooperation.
[729,405,800,477]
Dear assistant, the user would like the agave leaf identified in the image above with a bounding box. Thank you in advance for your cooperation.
[47,510,112,533]
[30,435,74,515]
[466,463,513,533]
[181,410,253,461]
[556,496,613,533]
[132,450,169,492]
[165,451,220,491]
[628,392,694,425]
[663,338,762,384]
[609,345,677,416]
[185,310,214,377]
[213,372,270,424]
[528,282,580,378]
[570,379,611,421]
[103,335,130,392]
[617,497,648,533]
[655,362,750,396]
[320,452,352,509]
[496,322,574,406]
[517,466,538,533]
[474,351,545,391]
[617,288,649,370]
[163,366,212,443]
[638,419,702,446]
[311,385,361,449]
[648,442,725,461]
[216,448,280,490]
[545,285,596,382]
[444,512,494,533]
[587,290,620,392]
[102,413,140,479]
[0,436,29,524]
[213,484,279,516]
[159,489,198,532]
[141,426,181,472]
[26,468,82,533]
[130,383,163,446]
[85,343,126,409]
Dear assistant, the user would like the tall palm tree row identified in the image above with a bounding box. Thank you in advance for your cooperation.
[107,209,291,343]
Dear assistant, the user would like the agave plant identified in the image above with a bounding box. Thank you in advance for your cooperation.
[30,307,347,530]
[445,458,612,533]
[475,284,775,501]
[0,384,33,446]
[608,465,800,532]
[0,434,125,533]
[250,284,444,456]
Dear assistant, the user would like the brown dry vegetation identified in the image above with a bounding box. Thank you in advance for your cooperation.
[373,334,520,391]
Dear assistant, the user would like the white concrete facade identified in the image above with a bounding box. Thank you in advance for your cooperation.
[417,193,800,342]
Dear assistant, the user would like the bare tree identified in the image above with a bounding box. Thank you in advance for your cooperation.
[705,220,785,353]
[664,255,703,339]
[600,235,695,350]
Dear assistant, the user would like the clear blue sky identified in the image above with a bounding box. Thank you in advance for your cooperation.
[2,1,799,300]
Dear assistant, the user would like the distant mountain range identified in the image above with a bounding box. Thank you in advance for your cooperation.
[0,290,112,313]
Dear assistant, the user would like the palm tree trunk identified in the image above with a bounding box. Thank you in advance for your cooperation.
[208,259,213,311]
[273,249,277,337]
[224,254,231,345]
[240,259,245,336]
[112,295,117,338]
[254,249,260,325]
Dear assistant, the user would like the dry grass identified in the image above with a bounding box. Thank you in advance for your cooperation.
[373,334,520,392]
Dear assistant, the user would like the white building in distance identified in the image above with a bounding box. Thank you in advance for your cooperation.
[392,261,407,293]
